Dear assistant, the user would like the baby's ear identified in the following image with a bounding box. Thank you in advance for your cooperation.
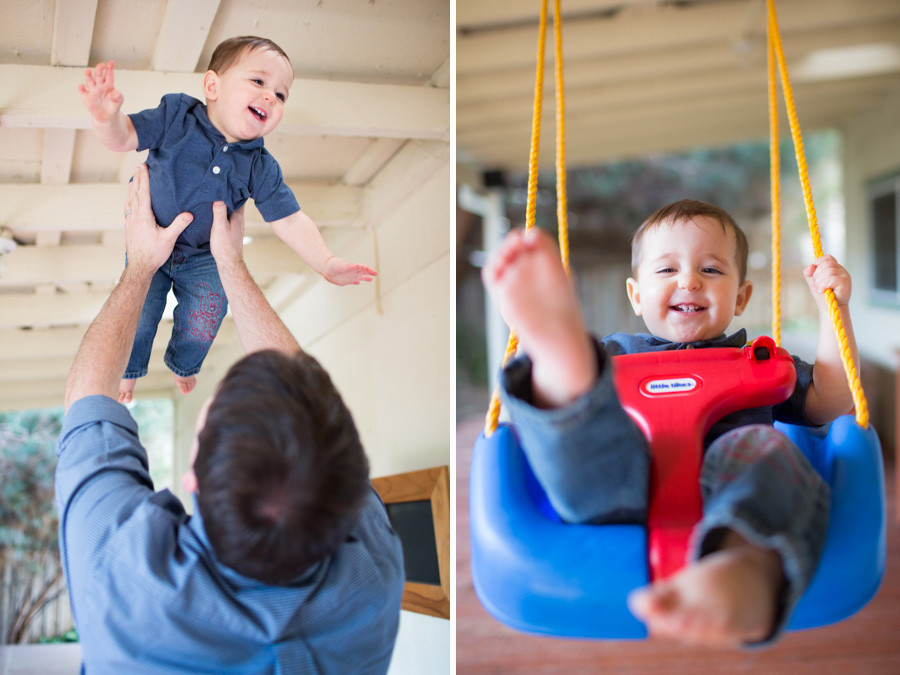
[626,277,642,316]
[203,70,219,101]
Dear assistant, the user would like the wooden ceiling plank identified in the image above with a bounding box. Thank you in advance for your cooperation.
[0,182,364,233]
[41,128,77,184]
[458,19,900,106]
[0,240,315,286]
[51,0,99,67]
[457,0,650,31]
[457,0,900,75]
[342,139,406,186]
[151,0,221,73]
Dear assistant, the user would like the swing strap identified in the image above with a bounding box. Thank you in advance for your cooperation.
[485,0,570,436]
[766,0,869,429]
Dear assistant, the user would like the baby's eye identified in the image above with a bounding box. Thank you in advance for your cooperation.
[702,267,723,275]
[656,267,676,274]
[276,92,286,102]
[251,78,263,85]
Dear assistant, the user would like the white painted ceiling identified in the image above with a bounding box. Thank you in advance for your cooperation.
[457,0,900,171]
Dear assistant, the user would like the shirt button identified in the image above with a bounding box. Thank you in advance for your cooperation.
[212,166,221,174]
[223,146,229,152]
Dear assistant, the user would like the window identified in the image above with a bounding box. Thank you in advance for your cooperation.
[869,172,900,306]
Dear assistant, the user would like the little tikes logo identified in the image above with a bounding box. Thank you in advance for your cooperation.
[641,376,699,396]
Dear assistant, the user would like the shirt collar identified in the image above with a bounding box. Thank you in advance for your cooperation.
[636,328,748,350]
[186,494,323,589]
[195,102,266,150]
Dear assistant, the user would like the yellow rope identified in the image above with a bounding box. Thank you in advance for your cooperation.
[554,0,571,276]
[485,0,571,435]
[767,26,782,348]
[766,0,868,428]
[485,0,549,436]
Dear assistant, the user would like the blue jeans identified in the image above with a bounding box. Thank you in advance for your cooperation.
[500,352,829,645]
[124,249,228,379]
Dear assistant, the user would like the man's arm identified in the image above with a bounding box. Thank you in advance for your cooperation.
[209,201,301,355]
[64,165,192,411]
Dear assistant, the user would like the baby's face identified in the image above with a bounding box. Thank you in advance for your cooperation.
[626,217,753,343]
[208,47,294,143]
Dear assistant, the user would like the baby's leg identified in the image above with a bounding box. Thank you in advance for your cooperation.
[630,425,829,647]
[119,378,137,404]
[628,529,783,646]
[482,228,596,408]
[173,374,196,394]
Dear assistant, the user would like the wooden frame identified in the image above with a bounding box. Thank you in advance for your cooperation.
[371,466,450,620]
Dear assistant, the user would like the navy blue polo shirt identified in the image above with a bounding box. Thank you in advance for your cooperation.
[130,93,300,256]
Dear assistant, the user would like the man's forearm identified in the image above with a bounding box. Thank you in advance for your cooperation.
[64,266,154,411]
[217,258,301,355]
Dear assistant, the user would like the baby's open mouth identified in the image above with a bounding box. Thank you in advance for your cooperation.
[671,304,706,313]
[249,106,267,121]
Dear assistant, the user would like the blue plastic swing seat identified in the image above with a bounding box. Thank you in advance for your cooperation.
[469,416,886,638]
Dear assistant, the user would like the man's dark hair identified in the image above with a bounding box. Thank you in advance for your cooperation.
[195,350,369,585]
[207,35,293,76]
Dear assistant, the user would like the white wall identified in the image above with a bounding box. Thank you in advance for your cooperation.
[843,84,900,369]
[174,140,453,674]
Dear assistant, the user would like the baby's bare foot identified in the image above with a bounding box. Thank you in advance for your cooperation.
[627,531,784,646]
[482,228,596,408]
[119,378,137,404]
[174,374,197,395]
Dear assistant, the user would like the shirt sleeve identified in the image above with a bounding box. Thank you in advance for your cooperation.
[773,356,818,427]
[129,93,187,153]
[55,396,155,586]
[249,151,301,222]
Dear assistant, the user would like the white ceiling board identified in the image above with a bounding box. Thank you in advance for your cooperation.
[0,0,55,65]
[87,0,168,70]
[200,0,451,86]
[151,0,221,73]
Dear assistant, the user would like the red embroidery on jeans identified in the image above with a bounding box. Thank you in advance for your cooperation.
[184,282,222,349]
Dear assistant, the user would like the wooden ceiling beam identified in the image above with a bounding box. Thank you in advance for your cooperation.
[458,20,900,106]
[457,0,900,75]
[0,182,364,233]
[0,65,449,141]
[0,240,314,287]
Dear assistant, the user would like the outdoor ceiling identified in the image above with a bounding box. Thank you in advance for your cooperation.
[457,0,900,172]
[0,0,450,410]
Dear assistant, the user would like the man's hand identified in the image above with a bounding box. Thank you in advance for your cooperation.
[209,201,245,272]
[124,164,193,275]
[79,61,124,124]
[803,254,852,310]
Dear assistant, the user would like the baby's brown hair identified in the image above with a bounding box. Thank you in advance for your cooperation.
[631,199,749,283]
[208,36,292,76]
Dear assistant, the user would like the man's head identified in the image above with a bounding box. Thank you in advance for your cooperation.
[203,36,294,143]
[625,199,753,343]
[186,350,370,585]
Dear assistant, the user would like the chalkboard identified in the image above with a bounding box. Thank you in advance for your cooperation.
[385,500,441,586]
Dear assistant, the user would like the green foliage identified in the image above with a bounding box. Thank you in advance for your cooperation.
[38,628,78,644]
[0,408,63,569]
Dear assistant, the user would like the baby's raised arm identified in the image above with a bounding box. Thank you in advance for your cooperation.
[802,254,859,425]
[271,210,376,286]
[79,61,138,152]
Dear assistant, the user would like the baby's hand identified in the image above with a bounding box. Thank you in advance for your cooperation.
[322,257,377,286]
[803,254,852,309]
[79,61,124,124]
